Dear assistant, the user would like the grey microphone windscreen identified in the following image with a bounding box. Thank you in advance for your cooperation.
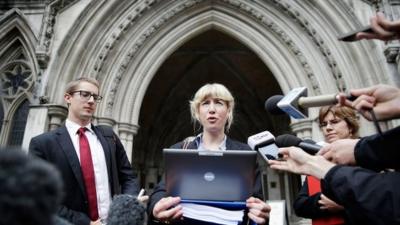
[107,194,146,225]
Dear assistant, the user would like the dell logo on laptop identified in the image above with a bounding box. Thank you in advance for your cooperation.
[204,172,215,181]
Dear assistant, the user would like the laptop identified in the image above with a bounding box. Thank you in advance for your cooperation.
[163,149,257,202]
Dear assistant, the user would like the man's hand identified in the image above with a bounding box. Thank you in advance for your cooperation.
[318,139,359,165]
[356,12,400,41]
[338,84,400,121]
[268,147,335,179]
[319,194,344,212]
[137,195,149,203]
[90,219,102,225]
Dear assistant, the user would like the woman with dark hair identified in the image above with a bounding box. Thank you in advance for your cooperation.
[293,105,360,225]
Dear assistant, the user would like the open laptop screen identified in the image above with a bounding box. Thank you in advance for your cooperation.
[163,149,257,202]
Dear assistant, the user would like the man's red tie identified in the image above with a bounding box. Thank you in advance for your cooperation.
[78,127,99,221]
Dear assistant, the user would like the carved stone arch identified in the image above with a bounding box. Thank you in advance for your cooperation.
[302,1,387,87]
[0,8,38,145]
[102,1,366,126]
[0,8,39,77]
[45,0,389,131]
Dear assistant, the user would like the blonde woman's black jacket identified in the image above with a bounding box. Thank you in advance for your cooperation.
[147,137,264,225]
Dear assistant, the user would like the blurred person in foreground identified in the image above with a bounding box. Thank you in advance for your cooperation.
[0,147,71,225]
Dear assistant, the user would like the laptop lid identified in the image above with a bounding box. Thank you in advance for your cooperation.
[164,149,257,202]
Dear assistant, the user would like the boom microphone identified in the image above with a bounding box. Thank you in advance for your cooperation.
[107,194,146,225]
[265,95,285,115]
[265,87,356,119]
[247,131,280,161]
[275,134,321,155]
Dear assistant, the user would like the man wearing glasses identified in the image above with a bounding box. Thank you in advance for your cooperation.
[29,77,140,225]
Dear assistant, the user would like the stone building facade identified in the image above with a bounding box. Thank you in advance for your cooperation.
[1,0,399,224]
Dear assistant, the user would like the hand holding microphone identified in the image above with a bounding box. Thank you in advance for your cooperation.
[268,146,335,179]
[318,139,359,165]
[265,87,356,119]
[274,134,321,155]
[337,84,400,121]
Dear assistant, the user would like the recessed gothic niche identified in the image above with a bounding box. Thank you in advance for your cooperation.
[133,29,290,179]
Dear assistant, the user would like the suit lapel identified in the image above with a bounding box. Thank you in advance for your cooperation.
[56,126,86,196]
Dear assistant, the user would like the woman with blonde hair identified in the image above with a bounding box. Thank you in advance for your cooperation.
[148,83,270,225]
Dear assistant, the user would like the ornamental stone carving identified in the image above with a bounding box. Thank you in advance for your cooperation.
[1,61,34,98]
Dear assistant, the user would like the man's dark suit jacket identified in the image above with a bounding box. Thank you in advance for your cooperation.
[29,125,139,225]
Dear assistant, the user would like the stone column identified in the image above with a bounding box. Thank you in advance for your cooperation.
[96,117,117,128]
[118,122,139,163]
[290,118,314,139]
[288,118,314,225]
[48,104,68,130]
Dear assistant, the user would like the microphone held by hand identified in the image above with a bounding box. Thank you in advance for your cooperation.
[275,134,321,155]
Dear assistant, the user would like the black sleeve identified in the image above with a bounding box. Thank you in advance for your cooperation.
[321,165,400,225]
[355,126,400,171]
[293,178,330,219]
[147,178,167,225]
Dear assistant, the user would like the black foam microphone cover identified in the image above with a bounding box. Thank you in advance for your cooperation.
[275,134,320,155]
[265,95,285,115]
[275,134,301,147]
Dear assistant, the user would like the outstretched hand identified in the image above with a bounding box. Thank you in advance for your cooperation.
[268,147,335,179]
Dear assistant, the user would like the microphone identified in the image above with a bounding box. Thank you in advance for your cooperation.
[265,87,356,119]
[107,194,146,225]
[275,134,321,155]
[265,95,285,115]
[247,131,280,161]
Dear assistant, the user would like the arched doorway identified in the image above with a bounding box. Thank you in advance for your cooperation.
[133,29,295,197]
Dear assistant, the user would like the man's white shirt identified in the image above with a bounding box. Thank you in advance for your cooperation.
[65,119,111,221]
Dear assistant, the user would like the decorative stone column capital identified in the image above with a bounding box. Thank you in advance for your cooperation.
[289,118,314,139]
[118,122,139,135]
[96,117,117,127]
[384,45,400,63]
[47,104,68,119]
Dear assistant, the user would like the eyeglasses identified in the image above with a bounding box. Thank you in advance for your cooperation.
[319,119,344,128]
[70,90,103,102]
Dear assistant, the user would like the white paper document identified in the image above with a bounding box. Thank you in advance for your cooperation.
[181,203,244,225]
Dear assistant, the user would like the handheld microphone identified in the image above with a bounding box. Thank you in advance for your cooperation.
[275,134,321,155]
[265,87,356,119]
[107,194,146,225]
[247,131,280,161]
